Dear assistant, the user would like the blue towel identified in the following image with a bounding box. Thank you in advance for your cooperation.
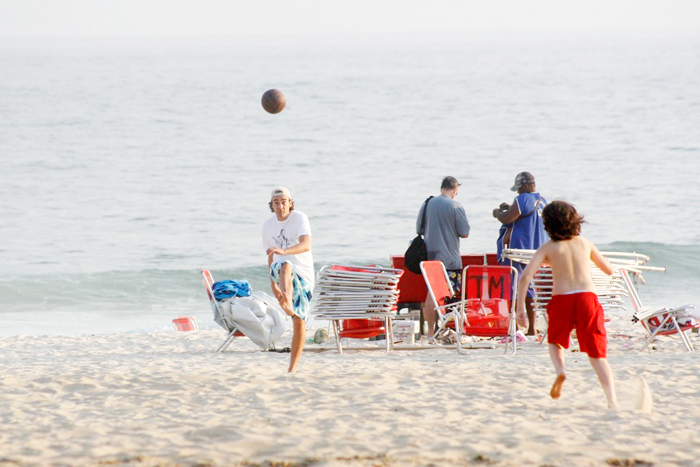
[212,280,251,300]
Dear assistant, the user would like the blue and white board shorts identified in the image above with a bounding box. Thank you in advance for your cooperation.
[269,261,313,322]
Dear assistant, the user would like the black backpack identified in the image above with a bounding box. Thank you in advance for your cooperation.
[404,196,433,274]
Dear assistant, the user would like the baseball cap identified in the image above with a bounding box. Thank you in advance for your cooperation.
[510,172,535,192]
[270,187,292,200]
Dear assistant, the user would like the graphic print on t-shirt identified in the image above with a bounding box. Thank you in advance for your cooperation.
[274,229,291,249]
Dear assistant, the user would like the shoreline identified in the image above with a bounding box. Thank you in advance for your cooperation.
[1,316,698,467]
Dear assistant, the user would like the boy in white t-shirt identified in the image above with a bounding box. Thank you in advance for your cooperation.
[262,187,314,372]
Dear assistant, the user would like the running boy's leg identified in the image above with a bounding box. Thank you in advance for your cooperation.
[589,358,619,409]
[549,343,567,399]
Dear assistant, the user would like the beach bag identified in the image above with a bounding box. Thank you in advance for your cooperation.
[404,196,433,274]
[212,280,251,301]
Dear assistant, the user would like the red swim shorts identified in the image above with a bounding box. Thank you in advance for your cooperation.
[546,291,607,358]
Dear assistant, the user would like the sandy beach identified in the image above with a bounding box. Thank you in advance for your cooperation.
[1,313,698,467]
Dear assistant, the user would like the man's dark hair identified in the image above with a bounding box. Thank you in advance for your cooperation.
[269,200,294,213]
[542,201,585,241]
[441,176,460,190]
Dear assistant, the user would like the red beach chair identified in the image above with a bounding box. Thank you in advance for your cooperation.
[419,260,460,341]
[172,316,198,331]
[457,265,519,355]
[420,261,519,354]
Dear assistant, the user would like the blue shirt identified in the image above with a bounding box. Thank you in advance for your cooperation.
[510,192,548,251]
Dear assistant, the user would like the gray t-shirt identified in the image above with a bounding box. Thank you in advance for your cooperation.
[416,194,470,270]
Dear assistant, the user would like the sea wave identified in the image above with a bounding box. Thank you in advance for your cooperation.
[601,241,700,276]
[2,244,696,314]
[0,267,273,313]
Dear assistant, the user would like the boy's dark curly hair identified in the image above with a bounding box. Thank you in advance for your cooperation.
[542,201,585,241]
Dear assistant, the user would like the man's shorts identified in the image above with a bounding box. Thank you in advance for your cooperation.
[510,262,535,298]
[447,269,462,296]
[269,261,313,322]
[547,291,607,358]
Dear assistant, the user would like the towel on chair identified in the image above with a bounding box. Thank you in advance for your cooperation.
[212,291,290,349]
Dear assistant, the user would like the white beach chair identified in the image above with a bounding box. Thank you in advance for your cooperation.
[502,249,656,345]
[620,268,698,352]
[312,264,403,353]
[202,270,289,352]
[202,270,245,352]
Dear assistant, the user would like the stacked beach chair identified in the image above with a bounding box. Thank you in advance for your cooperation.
[502,249,662,315]
[501,249,666,342]
[312,264,403,353]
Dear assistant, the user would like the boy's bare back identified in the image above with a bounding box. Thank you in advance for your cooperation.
[537,236,614,295]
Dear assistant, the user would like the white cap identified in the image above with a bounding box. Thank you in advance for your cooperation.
[270,187,291,200]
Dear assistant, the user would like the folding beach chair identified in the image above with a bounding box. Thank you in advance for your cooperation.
[202,270,246,352]
[172,316,198,331]
[312,264,403,353]
[420,260,463,344]
[502,249,648,344]
[620,268,698,352]
[457,265,519,355]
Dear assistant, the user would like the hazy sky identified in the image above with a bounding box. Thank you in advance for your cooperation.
[1,0,698,37]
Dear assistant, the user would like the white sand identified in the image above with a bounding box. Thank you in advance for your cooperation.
[1,315,698,467]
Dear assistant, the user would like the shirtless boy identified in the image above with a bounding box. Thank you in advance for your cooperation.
[516,201,619,409]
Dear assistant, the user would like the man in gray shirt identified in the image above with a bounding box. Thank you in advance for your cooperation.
[416,176,471,342]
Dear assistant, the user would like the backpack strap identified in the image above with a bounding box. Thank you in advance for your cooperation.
[419,196,434,234]
[518,196,543,220]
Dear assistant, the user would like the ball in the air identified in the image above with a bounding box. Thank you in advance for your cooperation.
[261,89,286,114]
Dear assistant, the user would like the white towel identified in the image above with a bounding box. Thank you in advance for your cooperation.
[216,292,290,349]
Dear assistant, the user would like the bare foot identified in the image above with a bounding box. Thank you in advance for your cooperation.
[277,292,295,317]
[550,373,566,399]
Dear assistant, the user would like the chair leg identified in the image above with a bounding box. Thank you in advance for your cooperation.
[504,314,517,355]
[670,316,695,352]
[455,310,469,356]
[332,320,343,354]
[384,317,393,353]
[538,312,548,345]
[639,315,672,352]
[217,330,237,352]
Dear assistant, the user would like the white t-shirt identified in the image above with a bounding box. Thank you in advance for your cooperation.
[262,210,315,286]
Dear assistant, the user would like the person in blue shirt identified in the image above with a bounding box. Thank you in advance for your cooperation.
[493,172,548,335]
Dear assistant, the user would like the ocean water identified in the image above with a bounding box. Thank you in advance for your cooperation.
[1,32,699,336]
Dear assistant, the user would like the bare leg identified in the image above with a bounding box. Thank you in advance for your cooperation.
[288,315,306,373]
[589,357,619,409]
[277,263,295,317]
[423,299,437,338]
[526,297,536,336]
[548,344,566,399]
